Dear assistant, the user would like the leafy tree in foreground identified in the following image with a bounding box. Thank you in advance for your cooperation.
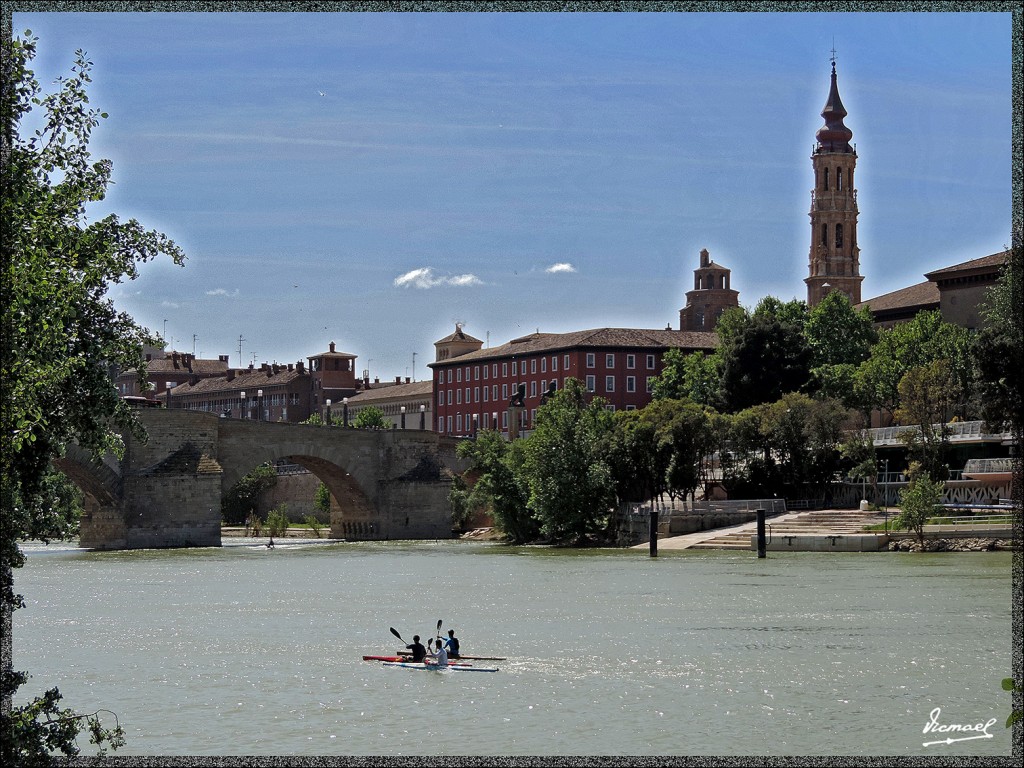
[894,467,945,546]
[973,243,1022,434]
[352,406,389,429]
[454,429,536,543]
[521,378,617,543]
[3,33,185,762]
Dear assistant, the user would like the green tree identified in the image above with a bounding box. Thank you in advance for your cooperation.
[353,406,389,429]
[719,312,813,412]
[854,310,974,424]
[894,360,961,479]
[805,291,878,368]
[221,463,277,525]
[314,482,332,516]
[521,378,617,543]
[973,244,1022,433]
[11,467,84,543]
[454,429,536,543]
[651,348,722,408]
[3,33,185,762]
[264,505,290,537]
[605,409,666,505]
[895,468,945,545]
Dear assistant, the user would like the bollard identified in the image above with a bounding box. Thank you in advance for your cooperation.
[649,509,658,558]
[756,508,766,558]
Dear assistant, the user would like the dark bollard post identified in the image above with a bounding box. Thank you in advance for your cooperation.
[649,508,658,558]
[756,508,766,558]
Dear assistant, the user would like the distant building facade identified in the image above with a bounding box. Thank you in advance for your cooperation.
[857,250,1008,330]
[168,361,312,422]
[428,325,717,437]
[116,350,230,400]
[344,379,433,429]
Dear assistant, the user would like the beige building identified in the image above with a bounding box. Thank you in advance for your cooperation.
[857,250,1008,330]
[342,379,433,429]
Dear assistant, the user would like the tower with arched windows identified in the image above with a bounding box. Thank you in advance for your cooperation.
[805,58,863,307]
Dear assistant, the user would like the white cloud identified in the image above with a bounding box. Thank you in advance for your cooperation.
[161,300,181,309]
[205,288,239,297]
[394,268,482,289]
[545,262,577,274]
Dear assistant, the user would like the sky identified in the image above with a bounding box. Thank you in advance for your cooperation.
[10,7,1015,381]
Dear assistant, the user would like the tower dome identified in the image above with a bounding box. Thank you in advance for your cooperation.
[815,61,854,151]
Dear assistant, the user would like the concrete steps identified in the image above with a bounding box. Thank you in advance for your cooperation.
[685,510,885,551]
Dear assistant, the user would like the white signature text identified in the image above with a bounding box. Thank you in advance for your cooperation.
[922,707,997,747]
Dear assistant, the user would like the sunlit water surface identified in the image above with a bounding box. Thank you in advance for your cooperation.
[12,539,1013,757]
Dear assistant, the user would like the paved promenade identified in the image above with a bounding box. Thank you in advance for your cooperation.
[635,508,882,551]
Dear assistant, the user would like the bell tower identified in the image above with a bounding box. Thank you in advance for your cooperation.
[806,55,863,307]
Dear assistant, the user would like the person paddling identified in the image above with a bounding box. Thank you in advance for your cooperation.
[443,629,461,659]
[428,638,449,668]
[406,635,427,663]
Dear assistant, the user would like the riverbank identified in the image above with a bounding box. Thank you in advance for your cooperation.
[888,537,1017,552]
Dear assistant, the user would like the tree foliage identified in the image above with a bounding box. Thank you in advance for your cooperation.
[895,468,945,545]
[854,310,973,423]
[353,406,389,429]
[3,32,184,762]
[221,463,277,525]
[520,378,617,543]
[719,311,813,412]
[972,244,1022,433]
[454,429,536,543]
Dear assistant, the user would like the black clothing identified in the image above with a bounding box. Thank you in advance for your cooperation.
[407,641,427,662]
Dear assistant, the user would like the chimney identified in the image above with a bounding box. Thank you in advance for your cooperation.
[172,352,180,369]
[396,376,401,384]
[219,355,229,363]
[363,375,370,388]
[374,377,380,384]
[145,353,152,362]
[248,363,254,371]
[329,341,336,353]
[227,369,235,382]
[296,361,305,373]
[287,363,293,372]
[272,364,279,374]
[185,354,193,373]
[405,377,410,384]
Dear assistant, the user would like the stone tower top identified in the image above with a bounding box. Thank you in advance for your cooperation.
[815,61,854,152]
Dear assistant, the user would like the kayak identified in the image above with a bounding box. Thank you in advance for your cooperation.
[362,655,471,665]
[382,661,499,673]
[397,651,506,661]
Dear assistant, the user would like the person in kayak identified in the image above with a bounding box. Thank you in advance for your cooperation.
[406,635,427,663]
[429,639,449,668]
[443,629,461,659]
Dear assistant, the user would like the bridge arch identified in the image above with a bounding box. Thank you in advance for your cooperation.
[52,443,121,507]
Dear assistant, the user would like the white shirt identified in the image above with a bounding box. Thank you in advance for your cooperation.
[431,645,449,667]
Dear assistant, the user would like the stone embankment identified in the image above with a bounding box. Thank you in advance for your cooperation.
[888,537,1016,552]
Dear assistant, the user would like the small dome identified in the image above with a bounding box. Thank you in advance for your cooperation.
[815,62,853,149]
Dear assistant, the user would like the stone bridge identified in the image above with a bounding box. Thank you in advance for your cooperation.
[54,409,470,550]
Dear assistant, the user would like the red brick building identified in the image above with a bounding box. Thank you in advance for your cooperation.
[168,361,312,422]
[428,325,717,437]
[116,350,230,400]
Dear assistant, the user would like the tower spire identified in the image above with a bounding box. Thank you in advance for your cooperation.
[805,58,862,307]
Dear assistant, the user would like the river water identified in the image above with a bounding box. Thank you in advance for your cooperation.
[11,538,1015,757]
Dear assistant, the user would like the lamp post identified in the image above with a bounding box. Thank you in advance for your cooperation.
[240,391,246,419]
[342,397,349,428]
[400,406,406,430]
[257,389,263,421]
[325,399,332,427]
[472,413,479,438]
[419,403,426,430]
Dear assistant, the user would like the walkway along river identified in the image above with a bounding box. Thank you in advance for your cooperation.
[12,538,1015,757]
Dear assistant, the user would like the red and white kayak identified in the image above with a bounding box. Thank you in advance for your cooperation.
[382,661,499,673]
[397,651,506,661]
[362,655,470,665]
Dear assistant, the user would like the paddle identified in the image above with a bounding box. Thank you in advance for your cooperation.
[389,626,404,644]
[436,619,443,644]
